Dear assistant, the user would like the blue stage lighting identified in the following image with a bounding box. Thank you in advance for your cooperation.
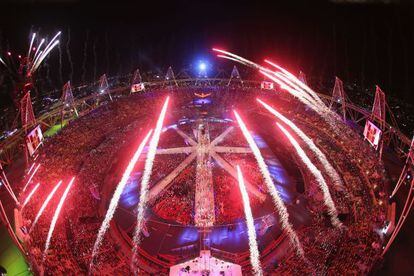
[199,62,207,71]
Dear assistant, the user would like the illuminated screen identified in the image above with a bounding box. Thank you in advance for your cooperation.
[261,81,274,90]
[26,125,43,156]
[363,120,382,150]
[131,83,145,93]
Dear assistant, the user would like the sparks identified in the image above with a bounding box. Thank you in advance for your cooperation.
[22,183,40,208]
[27,162,36,175]
[32,39,45,65]
[233,110,305,257]
[43,177,75,262]
[32,40,60,72]
[27,33,36,59]
[236,166,263,276]
[264,59,325,106]
[0,56,7,67]
[259,70,317,109]
[90,129,153,268]
[257,99,345,191]
[213,48,341,128]
[276,123,341,227]
[131,97,170,268]
[23,163,41,192]
[30,180,62,232]
[30,32,61,74]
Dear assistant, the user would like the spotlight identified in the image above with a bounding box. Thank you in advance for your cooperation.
[199,62,207,71]
[195,59,210,77]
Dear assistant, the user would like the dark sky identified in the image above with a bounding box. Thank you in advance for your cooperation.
[0,0,413,105]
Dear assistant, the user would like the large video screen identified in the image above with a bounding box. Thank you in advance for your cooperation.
[363,120,382,150]
[131,83,145,93]
[261,81,274,90]
[26,125,43,156]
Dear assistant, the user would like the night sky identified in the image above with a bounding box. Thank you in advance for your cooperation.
[0,0,413,106]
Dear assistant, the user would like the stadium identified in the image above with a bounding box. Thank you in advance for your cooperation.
[1,43,413,275]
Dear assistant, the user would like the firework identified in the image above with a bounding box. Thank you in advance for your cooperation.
[257,99,344,191]
[30,180,62,232]
[237,166,263,276]
[234,110,305,257]
[22,183,40,208]
[90,129,153,268]
[23,163,41,192]
[131,97,170,269]
[43,177,75,262]
[276,123,341,227]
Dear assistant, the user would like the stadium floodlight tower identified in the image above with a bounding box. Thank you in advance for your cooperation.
[130,69,145,93]
[20,91,38,164]
[365,86,386,159]
[329,77,347,121]
[61,81,78,126]
[164,66,178,88]
[98,74,113,102]
[227,65,243,87]
[20,92,36,134]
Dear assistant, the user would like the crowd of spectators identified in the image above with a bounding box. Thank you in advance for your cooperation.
[14,86,390,274]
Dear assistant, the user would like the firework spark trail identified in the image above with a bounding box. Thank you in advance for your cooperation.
[260,71,316,109]
[257,99,345,191]
[42,32,61,56]
[90,130,153,268]
[274,72,322,107]
[236,166,263,276]
[27,33,36,59]
[30,180,62,232]
[32,40,60,72]
[23,163,41,192]
[216,54,250,65]
[213,48,266,71]
[213,48,341,125]
[264,59,326,106]
[33,38,45,62]
[233,111,305,257]
[22,183,40,208]
[27,162,36,175]
[43,177,75,262]
[260,70,342,134]
[277,123,342,227]
[31,32,61,73]
[131,97,169,269]
[0,56,7,67]
[213,48,324,113]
